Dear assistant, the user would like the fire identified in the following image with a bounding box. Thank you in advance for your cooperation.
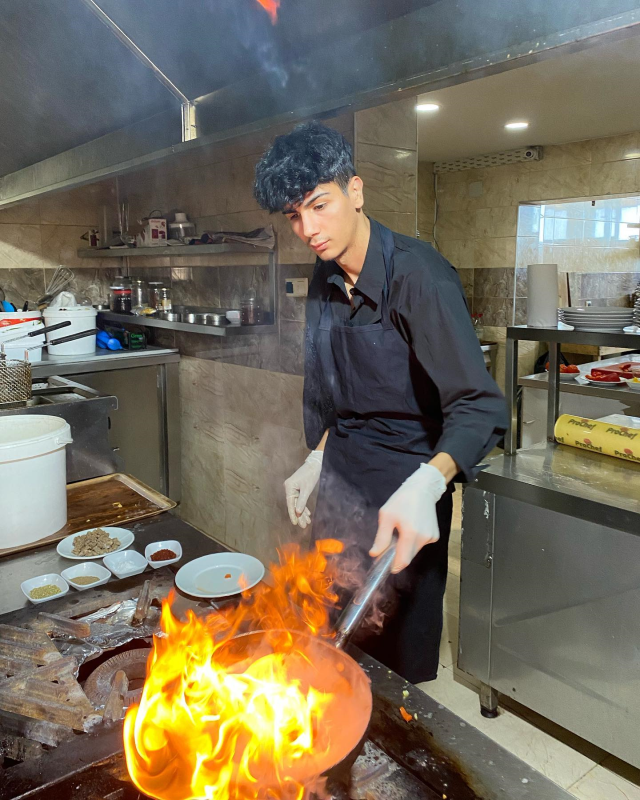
[123,540,369,799]
[255,0,280,24]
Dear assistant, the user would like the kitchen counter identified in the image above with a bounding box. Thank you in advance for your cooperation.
[0,512,222,619]
[31,345,179,379]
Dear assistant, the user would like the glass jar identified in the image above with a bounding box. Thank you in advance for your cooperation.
[148,282,164,311]
[471,312,484,342]
[131,278,148,309]
[110,284,132,314]
[159,287,173,312]
[241,287,263,326]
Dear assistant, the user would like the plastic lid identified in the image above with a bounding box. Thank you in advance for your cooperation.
[0,415,72,461]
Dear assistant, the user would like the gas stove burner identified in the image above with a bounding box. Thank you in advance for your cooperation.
[83,649,150,710]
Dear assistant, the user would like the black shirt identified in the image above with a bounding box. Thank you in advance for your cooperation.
[303,219,507,482]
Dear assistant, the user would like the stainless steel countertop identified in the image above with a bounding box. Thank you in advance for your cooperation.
[31,345,179,378]
[0,513,225,619]
[475,442,640,535]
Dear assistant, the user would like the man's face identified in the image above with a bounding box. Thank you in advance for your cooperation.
[283,177,364,262]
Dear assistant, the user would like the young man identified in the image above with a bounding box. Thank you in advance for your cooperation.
[254,121,507,683]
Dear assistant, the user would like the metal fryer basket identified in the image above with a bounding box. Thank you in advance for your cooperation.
[0,356,32,405]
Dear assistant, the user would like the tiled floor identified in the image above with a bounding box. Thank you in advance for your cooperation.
[418,490,640,800]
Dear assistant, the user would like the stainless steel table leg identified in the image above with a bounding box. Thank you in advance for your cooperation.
[505,337,518,455]
[480,683,499,718]
[547,341,560,443]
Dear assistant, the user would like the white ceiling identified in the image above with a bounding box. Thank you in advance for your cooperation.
[417,35,640,163]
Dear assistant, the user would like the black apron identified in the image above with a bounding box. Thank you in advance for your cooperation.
[313,220,452,683]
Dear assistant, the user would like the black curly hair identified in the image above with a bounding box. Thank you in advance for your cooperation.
[254,121,355,213]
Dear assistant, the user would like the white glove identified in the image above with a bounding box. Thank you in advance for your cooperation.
[284,450,323,529]
[370,463,446,573]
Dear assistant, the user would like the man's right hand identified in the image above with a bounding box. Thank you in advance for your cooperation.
[284,450,323,529]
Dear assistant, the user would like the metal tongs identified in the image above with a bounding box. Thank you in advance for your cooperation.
[333,540,397,650]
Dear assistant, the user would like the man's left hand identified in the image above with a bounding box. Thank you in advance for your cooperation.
[369,463,447,573]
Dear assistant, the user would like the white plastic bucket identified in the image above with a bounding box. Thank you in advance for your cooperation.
[0,311,41,330]
[0,415,73,550]
[0,319,45,361]
[43,307,97,356]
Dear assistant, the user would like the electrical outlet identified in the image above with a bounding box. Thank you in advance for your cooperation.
[285,278,308,297]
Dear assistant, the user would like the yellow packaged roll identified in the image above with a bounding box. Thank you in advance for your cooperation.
[554,414,640,464]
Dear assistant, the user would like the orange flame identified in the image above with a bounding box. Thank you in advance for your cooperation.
[123,540,366,800]
[255,0,280,24]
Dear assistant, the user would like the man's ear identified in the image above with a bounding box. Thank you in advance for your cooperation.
[350,175,365,210]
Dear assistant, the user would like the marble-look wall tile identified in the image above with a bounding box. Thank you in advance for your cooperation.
[472,297,514,327]
[474,207,519,239]
[0,224,42,269]
[474,237,517,269]
[0,198,40,225]
[589,159,639,196]
[0,268,45,308]
[39,182,115,227]
[372,212,416,238]
[438,238,475,269]
[357,144,417,215]
[355,98,417,151]
[219,264,270,312]
[53,267,120,305]
[528,141,592,171]
[590,132,640,163]
[279,320,305,377]
[171,266,221,308]
[529,166,591,202]
[516,236,544,269]
[41,224,113,269]
[473,267,514,298]
[456,268,474,299]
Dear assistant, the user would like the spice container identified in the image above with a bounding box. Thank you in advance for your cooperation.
[131,278,148,309]
[110,284,132,314]
[241,287,263,326]
[159,287,173,312]
[21,574,69,604]
[148,282,165,311]
[145,539,183,568]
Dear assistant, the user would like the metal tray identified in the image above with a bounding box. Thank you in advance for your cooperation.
[0,473,176,558]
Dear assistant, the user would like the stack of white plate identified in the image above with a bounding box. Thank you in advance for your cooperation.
[634,298,640,327]
[558,307,634,332]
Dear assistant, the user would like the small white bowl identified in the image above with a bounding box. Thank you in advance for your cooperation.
[145,540,183,569]
[624,378,640,392]
[21,574,69,605]
[103,550,148,579]
[61,562,112,591]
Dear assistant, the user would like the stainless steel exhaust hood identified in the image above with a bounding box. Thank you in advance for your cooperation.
[2,0,640,208]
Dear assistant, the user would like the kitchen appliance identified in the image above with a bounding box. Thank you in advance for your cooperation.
[168,212,195,242]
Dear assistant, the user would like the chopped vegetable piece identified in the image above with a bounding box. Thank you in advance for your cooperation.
[399,706,412,722]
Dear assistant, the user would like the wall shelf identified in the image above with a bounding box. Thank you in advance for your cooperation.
[98,311,275,337]
[78,243,274,259]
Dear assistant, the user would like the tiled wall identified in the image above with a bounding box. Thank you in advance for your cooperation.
[354,98,418,238]
[0,181,119,312]
[431,131,640,385]
[417,161,435,243]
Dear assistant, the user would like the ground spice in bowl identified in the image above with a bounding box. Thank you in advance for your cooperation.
[150,548,177,562]
[72,575,100,586]
[29,584,62,600]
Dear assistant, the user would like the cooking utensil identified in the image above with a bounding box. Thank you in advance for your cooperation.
[0,320,71,346]
[37,266,75,309]
[24,327,98,352]
[0,354,32,405]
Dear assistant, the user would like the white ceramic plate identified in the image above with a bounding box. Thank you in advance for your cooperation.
[175,553,265,598]
[623,378,640,392]
[583,376,624,387]
[57,527,134,560]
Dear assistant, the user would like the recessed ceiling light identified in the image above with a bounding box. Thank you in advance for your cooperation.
[505,121,529,130]
[416,103,440,112]
[624,152,640,159]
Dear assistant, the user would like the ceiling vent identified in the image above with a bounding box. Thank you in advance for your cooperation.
[434,146,543,173]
